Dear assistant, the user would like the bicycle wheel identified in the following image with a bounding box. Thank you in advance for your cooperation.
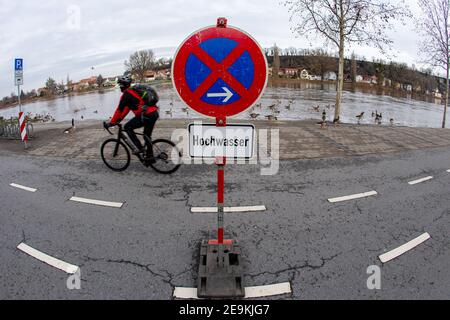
[101,139,131,172]
[149,139,182,174]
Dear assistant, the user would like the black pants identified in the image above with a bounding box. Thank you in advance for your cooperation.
[124,112,159,157]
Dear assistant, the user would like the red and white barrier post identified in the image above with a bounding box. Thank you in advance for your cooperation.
[18,111,28,148]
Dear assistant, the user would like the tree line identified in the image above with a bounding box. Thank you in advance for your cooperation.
[267,48,442,94]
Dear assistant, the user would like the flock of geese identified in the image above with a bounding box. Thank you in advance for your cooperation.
[67,100,395,127]
[247,101,395,126]
[248,99,294,121]
[311,104,394,126]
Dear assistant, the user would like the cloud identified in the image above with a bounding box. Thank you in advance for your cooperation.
[0,0,430,98]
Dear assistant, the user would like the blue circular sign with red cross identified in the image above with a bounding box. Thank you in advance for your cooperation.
[172,24,268,118]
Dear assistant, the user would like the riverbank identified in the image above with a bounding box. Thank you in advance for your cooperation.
[2,119,450,161]
[0,79,173,111]
[0,87,117,111]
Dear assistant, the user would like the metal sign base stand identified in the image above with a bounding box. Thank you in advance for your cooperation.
[197,240,245,298]
[197,117,245,299]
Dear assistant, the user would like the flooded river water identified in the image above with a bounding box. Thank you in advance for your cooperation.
[0,82,447,128]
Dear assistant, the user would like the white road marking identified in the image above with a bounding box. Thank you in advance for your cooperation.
[10,183,37,193]
[191,205,266,213]
[69,196,123,208]
[379,233,431,263]
[328,191,377,203]
[408,176,433,185]
[17,243,79,274]
[173,287,198,299]
[173,282,291,299]
[244,282,292,299]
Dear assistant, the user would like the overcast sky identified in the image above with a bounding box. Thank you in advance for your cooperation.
[0,0,428,98]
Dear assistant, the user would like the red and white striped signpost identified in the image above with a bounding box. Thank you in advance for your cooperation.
[18,111,28,147]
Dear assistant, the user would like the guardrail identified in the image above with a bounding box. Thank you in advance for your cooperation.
[0,122,34,140]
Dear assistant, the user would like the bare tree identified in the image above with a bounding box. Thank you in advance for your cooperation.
[417,0,449,128]
[272,44,281,79]
[124,50,156,82]
[284,0,410,121]
[351,53,357,84]
[45,77,58,95]
[287,46,298,55]
[307,49,338,81]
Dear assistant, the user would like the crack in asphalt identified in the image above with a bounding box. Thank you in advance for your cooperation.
[20,229,29,243]
[79,255,195,292]
[433,210,450,222]
[244,252,342,282]
[355,202,363,215]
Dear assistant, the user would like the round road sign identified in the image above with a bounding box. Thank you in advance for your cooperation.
[172,24,268,118]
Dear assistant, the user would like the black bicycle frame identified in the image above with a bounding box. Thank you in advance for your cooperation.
[114,125,146,162]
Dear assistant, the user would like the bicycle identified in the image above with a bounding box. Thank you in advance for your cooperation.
[101,122,182,174]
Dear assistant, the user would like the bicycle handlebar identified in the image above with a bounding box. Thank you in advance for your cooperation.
[103,121,122,136]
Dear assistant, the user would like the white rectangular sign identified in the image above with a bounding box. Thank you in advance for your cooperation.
[188,123,255,159]
[15,74,23,86]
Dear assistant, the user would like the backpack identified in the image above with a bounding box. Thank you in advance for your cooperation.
[131,84,159,106]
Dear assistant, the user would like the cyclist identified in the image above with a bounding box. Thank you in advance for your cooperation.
[105,75,159,165]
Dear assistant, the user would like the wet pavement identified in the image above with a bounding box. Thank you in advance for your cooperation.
[2,119,450,161]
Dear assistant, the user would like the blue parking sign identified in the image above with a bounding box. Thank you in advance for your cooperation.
[15,59,23,71]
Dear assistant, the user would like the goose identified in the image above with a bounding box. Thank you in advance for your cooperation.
[267,104,276,111]
[356,112,364,124]
[375,112,382,124]
[250,113,260,119]
[312,105,320,112]
[93,110,98,114]
[265,115,278,121]
[320,110,327,129]
[390,118,394,125]
[64,119,75,134]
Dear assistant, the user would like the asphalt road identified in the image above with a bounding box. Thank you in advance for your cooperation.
[0,146,449,300]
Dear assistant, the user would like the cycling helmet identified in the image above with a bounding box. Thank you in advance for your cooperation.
[117,75,132,89]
